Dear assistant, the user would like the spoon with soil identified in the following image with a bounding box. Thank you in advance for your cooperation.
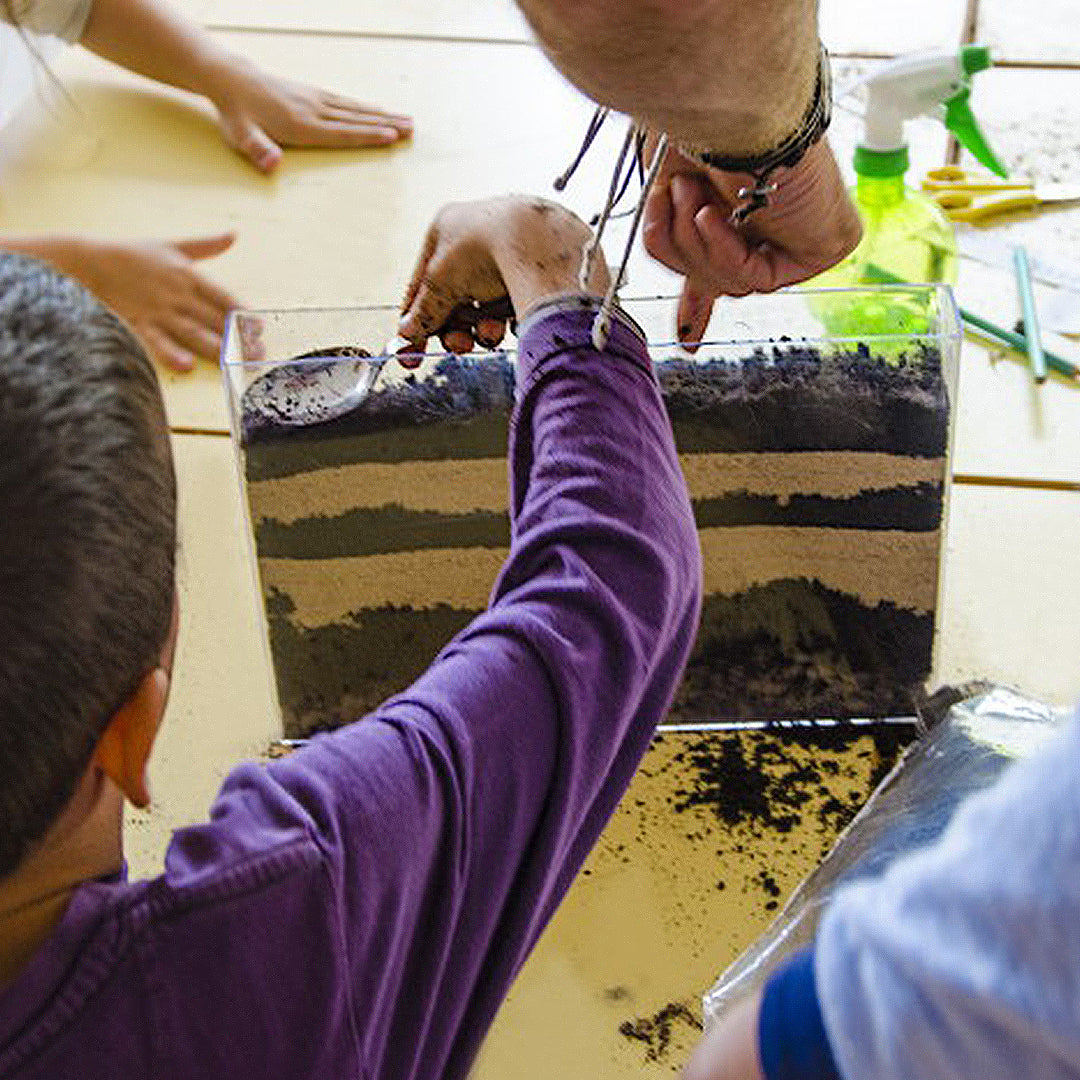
[240,298,514,432]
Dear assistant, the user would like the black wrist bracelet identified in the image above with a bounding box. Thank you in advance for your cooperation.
[679,44,833,223]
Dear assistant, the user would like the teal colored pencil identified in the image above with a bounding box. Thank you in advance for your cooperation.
[1012,245,1047,384]
[959,309,1078,380]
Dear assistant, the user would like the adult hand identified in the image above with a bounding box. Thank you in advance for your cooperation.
[643,138,861,344]
[62,234,238,371]
[681,992,765,1080]
[399,195,610,353]
[207,59,413,173]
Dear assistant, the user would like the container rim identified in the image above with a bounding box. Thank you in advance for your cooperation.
[220,284,963,370]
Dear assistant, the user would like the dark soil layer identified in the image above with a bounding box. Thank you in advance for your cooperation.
[659,346,948,456]
[264,590,476,735]
[243,345,947,479]
[243,357,515,477]
[252,481,943,562]
[671,582,934,721]
[255,505,513,561]
[265,579,931,736]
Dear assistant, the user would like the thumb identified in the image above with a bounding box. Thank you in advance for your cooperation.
[220,111,283,173]
[170,232,237,262]
[398,252,466,343]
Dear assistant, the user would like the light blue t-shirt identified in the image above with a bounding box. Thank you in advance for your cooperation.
[817,706,1080,1079]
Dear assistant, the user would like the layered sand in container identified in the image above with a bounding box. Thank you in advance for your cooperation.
[222,290,961,737]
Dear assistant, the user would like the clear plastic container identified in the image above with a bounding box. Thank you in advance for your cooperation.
[222,286,962,736]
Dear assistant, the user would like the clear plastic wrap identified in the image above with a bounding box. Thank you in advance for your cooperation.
[703,685,1071,1025]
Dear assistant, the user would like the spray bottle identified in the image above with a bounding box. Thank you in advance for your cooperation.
[814,46,1006,334]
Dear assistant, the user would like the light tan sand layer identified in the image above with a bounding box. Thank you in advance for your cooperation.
[248,458,510,522]
[247,452,946,524]
[260,525,939,628]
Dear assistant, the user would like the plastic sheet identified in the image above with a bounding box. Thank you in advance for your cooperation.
[702,685,1071,1025]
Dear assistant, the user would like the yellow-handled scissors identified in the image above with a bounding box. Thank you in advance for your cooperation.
[921,166,1080,225]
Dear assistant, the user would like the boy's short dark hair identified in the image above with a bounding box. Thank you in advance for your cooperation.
[0,252,176,878]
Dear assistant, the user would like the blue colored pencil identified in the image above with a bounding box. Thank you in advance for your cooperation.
[1012,245,1047,384]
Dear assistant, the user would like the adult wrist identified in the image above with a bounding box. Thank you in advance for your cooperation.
[678,45,832,222]
[681,46,831,174]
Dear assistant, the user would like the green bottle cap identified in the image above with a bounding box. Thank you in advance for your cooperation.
[960,45,992,76]
[853,146,910,177]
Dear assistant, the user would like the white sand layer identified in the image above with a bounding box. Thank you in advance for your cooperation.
[260,525,939,628]
[247,452,946,524]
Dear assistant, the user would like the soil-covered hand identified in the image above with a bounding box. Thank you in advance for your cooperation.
[208,59,413,172]
[398,195,610,353]
[643,138,861,344]
[59,234,238,371]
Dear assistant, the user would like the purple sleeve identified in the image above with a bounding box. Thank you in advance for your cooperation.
[186,298,701,1079]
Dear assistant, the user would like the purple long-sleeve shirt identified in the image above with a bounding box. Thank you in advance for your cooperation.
[0,297,702,1079]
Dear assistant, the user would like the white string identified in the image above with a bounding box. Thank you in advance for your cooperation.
[591,131,670,351]
[578,118,638,292]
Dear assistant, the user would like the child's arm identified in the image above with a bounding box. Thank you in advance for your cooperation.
[0,232,235,370]
[163,197,701,1077]
[75,0,411,171]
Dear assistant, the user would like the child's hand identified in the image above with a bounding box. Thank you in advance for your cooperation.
[207,59,413,173]
[56,234,238,372]
[398,196,610,352]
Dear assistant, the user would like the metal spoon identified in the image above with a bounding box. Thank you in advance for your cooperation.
[240,298,516,433]
[241,336,417,431]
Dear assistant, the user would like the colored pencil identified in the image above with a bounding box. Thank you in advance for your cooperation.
[1011,245,1047,383]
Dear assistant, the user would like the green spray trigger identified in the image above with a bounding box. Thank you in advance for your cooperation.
[944,87,1008,178]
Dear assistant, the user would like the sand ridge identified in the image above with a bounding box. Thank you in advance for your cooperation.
[247,451,946,525]
[258,524,939,629]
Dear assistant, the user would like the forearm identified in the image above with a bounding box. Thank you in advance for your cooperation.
[258,297,701,1078]
[501,295,701,743]
[78,0,240,102]
[515,0,818,153]
[0,235,97,284]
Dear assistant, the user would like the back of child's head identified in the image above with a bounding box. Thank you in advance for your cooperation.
[0,251,176,878]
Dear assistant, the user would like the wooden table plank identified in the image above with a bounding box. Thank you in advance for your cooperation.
[123,432,278,878]
[937,482,1080,705]
[474,723,912,1080]
[169,0,970,59]
[176,0,534,41]
[976,0,1080,66]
